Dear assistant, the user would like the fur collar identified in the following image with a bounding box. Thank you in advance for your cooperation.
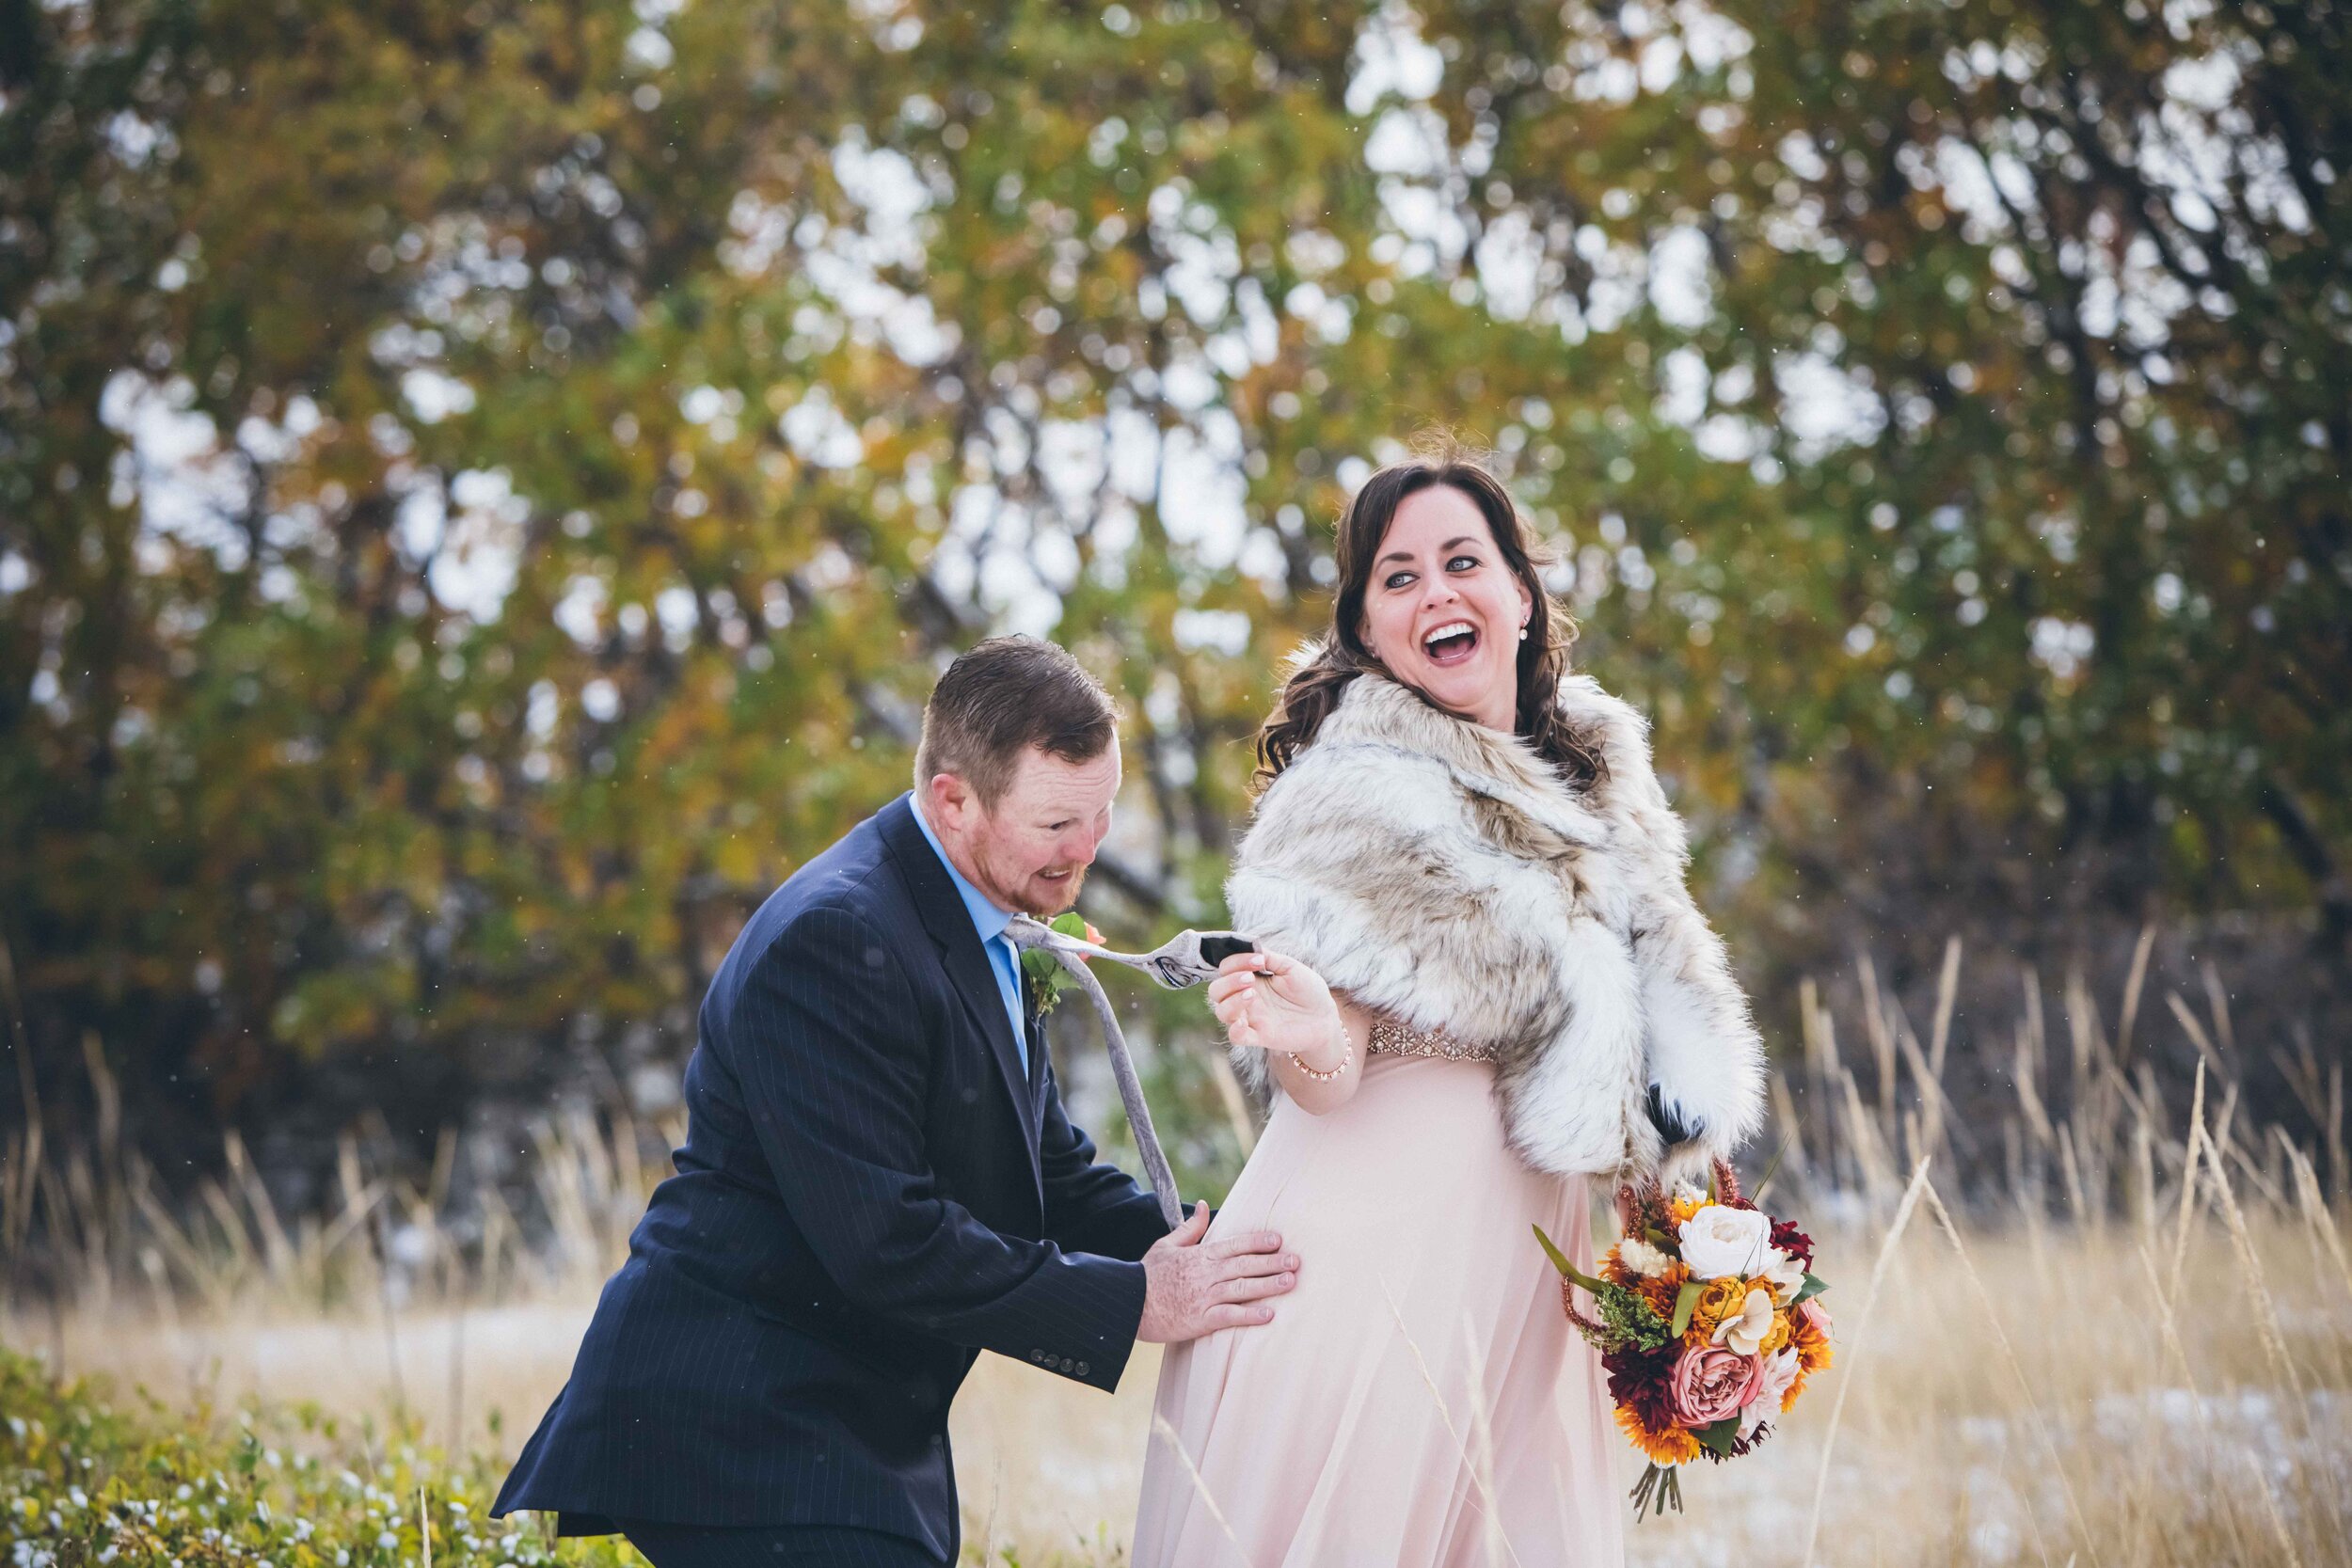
[1224,669,1765,1183]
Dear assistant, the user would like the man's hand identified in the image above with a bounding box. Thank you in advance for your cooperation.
[1136,1201,1297,1342]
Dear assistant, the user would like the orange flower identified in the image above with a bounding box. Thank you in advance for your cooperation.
[1788,1301,1834,1379]
[1781,1366,1810,1411]
[1759,1310,1793,1359]
[1630,1259,1690,1319]
[1614,1402,1704,1466]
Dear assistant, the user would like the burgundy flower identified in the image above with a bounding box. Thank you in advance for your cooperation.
[1603,1346,1677,1433]
[1769,1217,1816,1271]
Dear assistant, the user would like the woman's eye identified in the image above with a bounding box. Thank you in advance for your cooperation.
[1447,554,1479,572]
[1384,570,1416,590]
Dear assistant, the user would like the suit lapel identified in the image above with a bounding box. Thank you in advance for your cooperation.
[878,798,1044,1182]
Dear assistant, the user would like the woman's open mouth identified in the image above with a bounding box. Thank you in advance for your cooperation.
[1422,620,1481,667]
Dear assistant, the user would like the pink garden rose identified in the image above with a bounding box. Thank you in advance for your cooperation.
[1797,1298,1833,1339]
[1667,1343,1766,1428]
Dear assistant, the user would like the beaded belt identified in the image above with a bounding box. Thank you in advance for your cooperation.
[1367,1017,1500,1063]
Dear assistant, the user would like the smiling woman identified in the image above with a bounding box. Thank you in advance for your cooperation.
[1359,483,1534,731]
[1254,437,1605,791]
[1134,439,1767,1566]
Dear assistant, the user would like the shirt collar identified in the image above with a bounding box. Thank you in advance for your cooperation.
[910,795,1013,947]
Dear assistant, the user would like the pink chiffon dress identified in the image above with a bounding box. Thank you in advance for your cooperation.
[1132,1047,1625,1568]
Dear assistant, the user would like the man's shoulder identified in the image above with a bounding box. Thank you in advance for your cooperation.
[741,803,926,959]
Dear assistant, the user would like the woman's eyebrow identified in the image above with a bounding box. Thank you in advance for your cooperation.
[1375,535,1477,567]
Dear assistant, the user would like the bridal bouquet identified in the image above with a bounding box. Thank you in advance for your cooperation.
[1534,1162,1832,1520]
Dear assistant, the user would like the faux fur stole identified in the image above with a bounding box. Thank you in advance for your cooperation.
[1224,670,1766,1183]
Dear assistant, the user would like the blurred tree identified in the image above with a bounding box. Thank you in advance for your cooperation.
[2,0,2343,1194]
[1404,0,2350,969]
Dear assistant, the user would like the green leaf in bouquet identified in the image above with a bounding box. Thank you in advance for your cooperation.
[1645,1226,1679,1257]
[1693,1416,1741,1456]
[1533,1222,1575,1276]
[1790,1273,1829,1307]
[1531,1224,1612,1295]
[1670,1278,1707,1338]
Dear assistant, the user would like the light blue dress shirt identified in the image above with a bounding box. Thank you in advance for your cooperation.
[911,799,1028,1073]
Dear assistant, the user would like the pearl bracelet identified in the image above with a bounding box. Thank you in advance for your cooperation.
[1285,1029,1353,1082]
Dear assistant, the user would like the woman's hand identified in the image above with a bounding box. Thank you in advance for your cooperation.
[1206,950,1343,1067]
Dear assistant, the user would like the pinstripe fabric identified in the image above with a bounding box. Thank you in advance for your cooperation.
[492,796,1172,1560]
[616,1519,944,1568]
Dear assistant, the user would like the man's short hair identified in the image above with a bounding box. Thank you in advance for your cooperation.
[914,636,1120,808]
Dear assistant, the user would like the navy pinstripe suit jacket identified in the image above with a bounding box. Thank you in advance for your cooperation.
[491,795,1172,1557]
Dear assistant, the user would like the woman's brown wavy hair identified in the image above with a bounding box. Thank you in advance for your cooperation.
[1254,439,1603,789]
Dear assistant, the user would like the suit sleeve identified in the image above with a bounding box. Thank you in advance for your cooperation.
[733,904,1147,1392]
[1035,1048,1175,1263]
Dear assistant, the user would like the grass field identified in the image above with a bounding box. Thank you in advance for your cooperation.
[8,1158,2346,1566]
[6,950,2349,1565]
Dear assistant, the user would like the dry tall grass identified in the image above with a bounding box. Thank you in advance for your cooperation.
[5,939,2347,1566]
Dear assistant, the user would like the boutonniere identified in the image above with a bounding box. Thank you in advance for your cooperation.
[1019,912,1093,1016]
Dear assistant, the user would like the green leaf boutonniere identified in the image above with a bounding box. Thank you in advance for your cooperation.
[1019,911,1091,1016]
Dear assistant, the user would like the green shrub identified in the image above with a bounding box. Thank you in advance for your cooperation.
[0,1350,639,1568]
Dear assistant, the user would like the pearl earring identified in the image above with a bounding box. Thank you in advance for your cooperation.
[1518,625,1530,641]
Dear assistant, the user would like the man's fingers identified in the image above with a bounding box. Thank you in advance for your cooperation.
[1207,1230,1284,1260]
[1219,1270,1295,1303]
[1205,1303,1277,1330]
[1216,1246,1299,1279]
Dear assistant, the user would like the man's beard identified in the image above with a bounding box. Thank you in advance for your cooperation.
[1024,864,1088,916]
[975,844,1088,916]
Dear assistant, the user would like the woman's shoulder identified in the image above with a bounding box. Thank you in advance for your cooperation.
[1552,673,1653,768]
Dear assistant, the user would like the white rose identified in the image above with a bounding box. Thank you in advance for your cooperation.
[1677,1203,1773,1280]
[1616,1235,1674,1278]
[1739,1346,1803,1438]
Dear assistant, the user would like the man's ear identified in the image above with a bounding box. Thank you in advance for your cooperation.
[926,771,973,832]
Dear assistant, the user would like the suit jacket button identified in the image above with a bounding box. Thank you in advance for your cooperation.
[1075,1362,1089,1377]
[1060,1356,1075,1373]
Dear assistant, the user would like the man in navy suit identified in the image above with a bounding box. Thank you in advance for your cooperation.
[492,637,1298,1567]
